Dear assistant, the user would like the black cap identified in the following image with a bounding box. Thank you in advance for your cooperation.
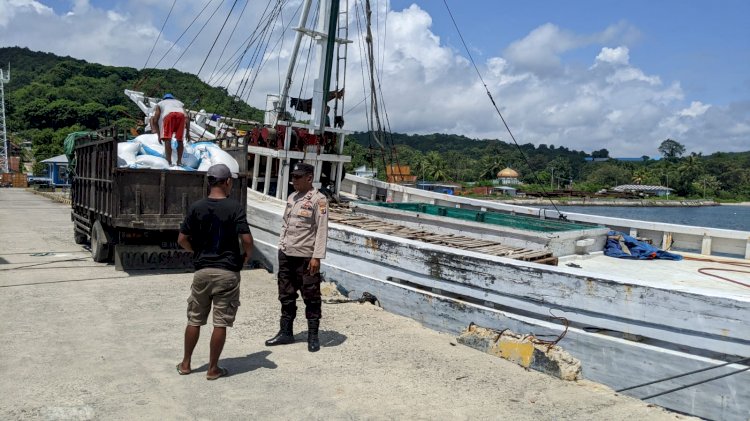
[207,163,237,179]
[291,163,314,176]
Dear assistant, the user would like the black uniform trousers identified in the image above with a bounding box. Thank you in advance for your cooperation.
[277,250,322,320]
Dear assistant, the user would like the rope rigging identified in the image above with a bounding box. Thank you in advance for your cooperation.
[197,0,241,78]
[153,0,217,70]
[170,0,227,70]
[232,1,289,103]
[441,0,567,220]
[206,0,251,82]
[142,0,177,70]
[205,0,281,86]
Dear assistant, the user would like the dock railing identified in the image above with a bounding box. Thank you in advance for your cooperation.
[343,174,750,259]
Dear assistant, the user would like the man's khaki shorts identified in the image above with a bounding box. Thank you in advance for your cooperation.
[187,268,241,327]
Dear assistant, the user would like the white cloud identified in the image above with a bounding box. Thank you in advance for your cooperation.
[679,101,711,117]
[0,0,53,27]
[596,46,629,65]
[0,1,747,157]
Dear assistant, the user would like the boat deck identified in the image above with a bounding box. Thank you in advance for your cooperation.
[560,252,750,298]
[329,207,558,265]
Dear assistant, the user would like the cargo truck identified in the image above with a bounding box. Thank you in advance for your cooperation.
[70,127,248,270]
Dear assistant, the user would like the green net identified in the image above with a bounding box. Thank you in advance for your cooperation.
[63,131,96,178]
[366,202,599,233]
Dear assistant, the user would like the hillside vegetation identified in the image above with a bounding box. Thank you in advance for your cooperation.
[348,132,750,200]
[2,47,748,200]
[0,46,263,164]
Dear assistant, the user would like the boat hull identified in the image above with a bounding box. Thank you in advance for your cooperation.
[246,191,750,420]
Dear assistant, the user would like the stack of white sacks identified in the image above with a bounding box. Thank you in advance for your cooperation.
[117,134,239,175]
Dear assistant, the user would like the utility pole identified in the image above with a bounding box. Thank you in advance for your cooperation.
[550,167,554,189]
[0,64,10,173]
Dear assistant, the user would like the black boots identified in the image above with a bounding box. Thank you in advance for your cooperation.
[265,317,294,346]
[307,319,320,352]
[264,314,320,352]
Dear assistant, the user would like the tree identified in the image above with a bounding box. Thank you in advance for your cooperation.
[694,175,720,198]
[587,164,631,189]
[591,148,610,158]
[424,151,449,181]
[674,154,705,196]
[631,168,649,185]
[658,138,686,160]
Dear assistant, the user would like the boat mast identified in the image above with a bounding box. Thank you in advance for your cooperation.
[277,0,315,122]
[314,0,341,135]
[276,0,341,134]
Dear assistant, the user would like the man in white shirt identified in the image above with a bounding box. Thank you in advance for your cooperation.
[150,93,190,166]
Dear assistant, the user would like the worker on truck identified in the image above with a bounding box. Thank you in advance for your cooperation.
[150,93,190,167]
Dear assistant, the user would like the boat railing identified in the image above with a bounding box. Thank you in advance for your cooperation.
[343,174,750,259]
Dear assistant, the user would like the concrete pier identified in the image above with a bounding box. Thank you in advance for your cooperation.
[0,188,693,420]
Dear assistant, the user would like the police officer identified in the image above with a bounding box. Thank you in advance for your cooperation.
[265,163,328,352]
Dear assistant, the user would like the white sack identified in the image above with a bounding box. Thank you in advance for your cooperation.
[181,143,200,169]
[132,155,170,170]
[137,135,200,169]
[193,142,240,175]
[196,151,212,172]
[117,141,140,166]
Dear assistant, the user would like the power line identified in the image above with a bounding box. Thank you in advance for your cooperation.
[171,0,226,69]
[441,0,566,218]
[152,0,216,69]
[143,0,177,70]
[207,0,250,82]
[197,0,241,78]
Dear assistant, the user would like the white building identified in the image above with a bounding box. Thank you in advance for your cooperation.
[353,165,378,179]
[612,184,673,197]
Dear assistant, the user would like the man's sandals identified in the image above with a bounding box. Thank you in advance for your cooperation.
[176,363,229,380]
[206,367,229,381]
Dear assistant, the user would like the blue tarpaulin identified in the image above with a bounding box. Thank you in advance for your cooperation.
[604,230,683,260]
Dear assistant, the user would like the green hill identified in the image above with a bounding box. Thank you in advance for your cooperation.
[1,47,747,199]
[0,46,263,162]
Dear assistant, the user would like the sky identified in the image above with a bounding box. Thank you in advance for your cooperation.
[1,0,749,157]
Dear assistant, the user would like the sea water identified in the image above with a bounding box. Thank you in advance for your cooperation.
[535,205,750,231]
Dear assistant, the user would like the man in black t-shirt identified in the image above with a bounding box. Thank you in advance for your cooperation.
[176,163,253,380]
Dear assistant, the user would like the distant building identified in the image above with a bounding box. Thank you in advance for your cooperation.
[612,184,673,197]
[492,186,517,196]
[385,164,417,183]
[495,167,520,185]
[353,165,378,179]
[586,157,660,162]
[416,182,463,195]
[39,154,70,186]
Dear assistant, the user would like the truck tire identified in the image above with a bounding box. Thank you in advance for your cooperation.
[91,220,110,263]
[74,231,87,245]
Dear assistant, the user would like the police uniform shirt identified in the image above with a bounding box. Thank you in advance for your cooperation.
[279,189,328,259]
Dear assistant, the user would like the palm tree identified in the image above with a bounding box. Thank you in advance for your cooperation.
[480,155,504,180]
[632,168,649,185]
[424,151,449,181]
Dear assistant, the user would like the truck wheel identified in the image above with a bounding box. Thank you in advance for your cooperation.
[91,220,110,263]
[74,231,87,245]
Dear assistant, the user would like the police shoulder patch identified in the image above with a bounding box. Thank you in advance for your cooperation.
[317,199,327,215]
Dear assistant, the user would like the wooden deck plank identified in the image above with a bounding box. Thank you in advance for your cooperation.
[330,209,554,264]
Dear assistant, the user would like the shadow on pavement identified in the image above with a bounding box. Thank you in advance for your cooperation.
[194,350,278,377]
[292,330,347,348]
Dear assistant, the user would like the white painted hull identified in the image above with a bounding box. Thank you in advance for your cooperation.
[246,190,750,420]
